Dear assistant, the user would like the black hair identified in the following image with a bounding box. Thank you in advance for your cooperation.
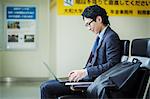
[81,5,110,25]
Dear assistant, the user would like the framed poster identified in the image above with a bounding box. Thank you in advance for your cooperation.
[5,5,37,49]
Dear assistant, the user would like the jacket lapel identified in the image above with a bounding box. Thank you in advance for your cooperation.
[96,26,110,52]
[85,26,111,67]
[92,27,111,64]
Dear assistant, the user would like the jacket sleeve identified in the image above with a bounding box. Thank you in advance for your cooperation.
[86,33,121,79]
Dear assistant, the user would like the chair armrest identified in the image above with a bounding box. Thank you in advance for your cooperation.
[65,82,93,91]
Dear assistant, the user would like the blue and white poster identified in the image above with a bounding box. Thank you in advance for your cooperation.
[5,5,37,49]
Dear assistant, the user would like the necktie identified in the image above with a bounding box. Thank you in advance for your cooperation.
[85,36,100,67]
[92,36,100,54]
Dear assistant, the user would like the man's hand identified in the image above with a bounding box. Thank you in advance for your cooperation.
[68,69,87,82]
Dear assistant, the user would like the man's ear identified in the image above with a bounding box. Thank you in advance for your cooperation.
[96,16,102,23]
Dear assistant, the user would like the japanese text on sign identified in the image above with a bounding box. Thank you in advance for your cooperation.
[58,0,150,17]
[7,7,36,19]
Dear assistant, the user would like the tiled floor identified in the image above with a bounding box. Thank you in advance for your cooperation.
[0,82,42,99]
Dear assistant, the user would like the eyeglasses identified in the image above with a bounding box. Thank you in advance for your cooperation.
[85,20,94,27]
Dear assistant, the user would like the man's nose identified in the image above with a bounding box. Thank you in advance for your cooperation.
[87,26,91,30]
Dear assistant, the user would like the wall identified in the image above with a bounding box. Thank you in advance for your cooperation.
[110,17,150,40]
[0,0,3,77]
[149,19,150,32]
[0,51,1,77]
[1,0,52,78]
[56,16,94,77]
[52,7,150,77]
[1,1,149,78]
[0,0,3,50]
[49,4,57,75]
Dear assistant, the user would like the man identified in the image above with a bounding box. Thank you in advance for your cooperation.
[41,4,121,99]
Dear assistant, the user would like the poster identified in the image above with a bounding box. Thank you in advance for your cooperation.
[58,0,150,16]
[5,6,37,49]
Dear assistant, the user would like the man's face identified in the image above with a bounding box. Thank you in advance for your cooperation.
[83,16,102,35]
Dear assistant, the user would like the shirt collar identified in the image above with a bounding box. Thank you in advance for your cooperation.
[98,25,108,39]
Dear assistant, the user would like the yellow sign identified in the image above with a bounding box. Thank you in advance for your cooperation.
[57,0,150,17]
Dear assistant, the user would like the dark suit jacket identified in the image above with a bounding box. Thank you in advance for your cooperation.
[85,26,121,80]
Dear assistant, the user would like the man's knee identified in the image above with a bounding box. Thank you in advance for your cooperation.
[41,81,52,92]
[40,82,46,92]
[40,80,57,99]
[40,80,59,95]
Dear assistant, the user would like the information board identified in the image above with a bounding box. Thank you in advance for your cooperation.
[5,5,37,49]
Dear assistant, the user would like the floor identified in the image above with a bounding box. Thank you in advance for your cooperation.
[0,80,149,99]
[0,81,42,99]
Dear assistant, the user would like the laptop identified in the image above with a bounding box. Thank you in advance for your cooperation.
[43,62,69,83]
[43,62,92,86]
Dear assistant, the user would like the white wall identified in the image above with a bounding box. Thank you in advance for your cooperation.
[0,0,3,50]
[56,16,94,77]
[0,0,3,77]
[149,19,150,32]
[110,17,150,40]
[0,51,1,74]
[1,0,52,78]
[49,5,57,74]
[1,1,150,79]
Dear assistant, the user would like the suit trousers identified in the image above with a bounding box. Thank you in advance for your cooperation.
[40,80,83,99]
